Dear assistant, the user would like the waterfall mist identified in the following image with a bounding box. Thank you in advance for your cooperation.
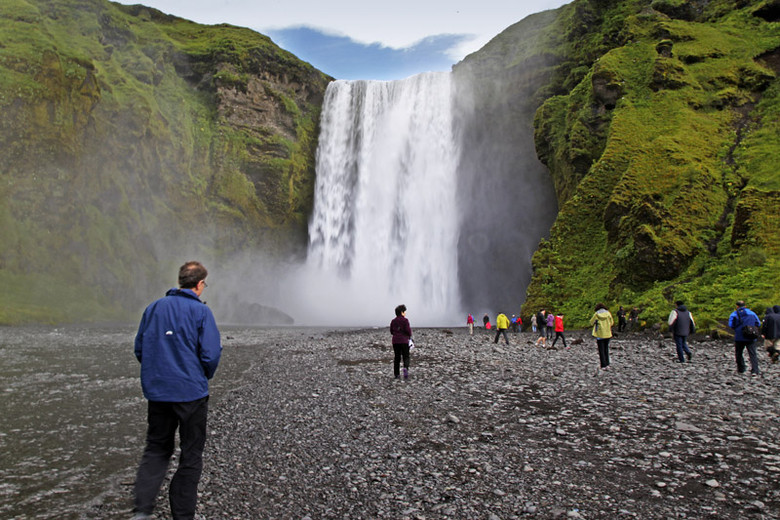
[277,66,558,327]
[283,73,462,326]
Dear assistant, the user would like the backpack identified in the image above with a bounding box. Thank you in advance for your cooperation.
[737,308,760,339]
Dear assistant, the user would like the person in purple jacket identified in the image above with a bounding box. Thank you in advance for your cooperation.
[390,304,413,380]
[132,261,222,520]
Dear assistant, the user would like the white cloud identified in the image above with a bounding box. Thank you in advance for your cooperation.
[115,0,570,57]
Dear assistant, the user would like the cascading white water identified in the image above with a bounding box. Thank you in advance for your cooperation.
[304,72,462,326]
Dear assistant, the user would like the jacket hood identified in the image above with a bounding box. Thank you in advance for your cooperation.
[595,309,611,320]
[774,305,780,314]
[677,304,688,312]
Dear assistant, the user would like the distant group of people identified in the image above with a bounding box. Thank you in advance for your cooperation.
[128,260,779,520]
[463,299,780,375]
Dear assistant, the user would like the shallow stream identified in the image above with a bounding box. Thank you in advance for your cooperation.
[0,325,290,519]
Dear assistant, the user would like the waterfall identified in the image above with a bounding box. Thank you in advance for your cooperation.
[305,72,462,326]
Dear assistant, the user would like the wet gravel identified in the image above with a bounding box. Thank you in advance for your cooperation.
[95,327,780,519]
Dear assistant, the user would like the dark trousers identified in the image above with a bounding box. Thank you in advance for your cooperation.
[597,338,611,368]
[735,340,760,374]
[674,334,691,362]
[134,396,209,520]
[494,328,509,344]
[393,343,410,378]
[551,331,567,348]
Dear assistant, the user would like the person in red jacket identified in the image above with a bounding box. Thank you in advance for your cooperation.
[551,313,568,349]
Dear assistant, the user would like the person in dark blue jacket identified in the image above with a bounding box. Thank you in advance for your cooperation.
[132,261,222,520]
[728,300,762,376]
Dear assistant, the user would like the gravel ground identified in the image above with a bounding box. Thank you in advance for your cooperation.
[110,327,780,519]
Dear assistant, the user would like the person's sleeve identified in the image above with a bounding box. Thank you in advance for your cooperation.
[134,312,147,362]
[728,312,737,329]
[199,309,222,379]
[668,310,677,326]
[405,319,413,338]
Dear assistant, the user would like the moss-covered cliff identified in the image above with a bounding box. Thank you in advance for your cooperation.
[461,0,780,331]
[0,0,331,323]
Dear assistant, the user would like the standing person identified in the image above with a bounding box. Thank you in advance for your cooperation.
[494,312,510,345]
[483,313,490,330]
[551,313,568,349]
[728,300,762,376]
[546,312,555,340]
[668,300,695,363]
[761,305,780,363]
[467,313,474,335]
[617,306,627,333]
[534,309,547,347]
[132,261,222,520]
[590,303,614,370]
[510,315,518,333]
[531,313,538,333]
[628,307,639,331]
[391,304,413,380]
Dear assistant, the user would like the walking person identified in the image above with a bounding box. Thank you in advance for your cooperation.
[391,304,413,380]
[728,300,762,376]
[617,306,627,333]
[531,313,537,333]
[551,313,568,349]
[590,303,614,370]
[546,312,555,340]
[483,313,491,330]
[534,309,547,347]
[132,261,222,520]
[467,313,474,335]
[494,312,510,345]
[761,305,780,363]
[668,300,695,363]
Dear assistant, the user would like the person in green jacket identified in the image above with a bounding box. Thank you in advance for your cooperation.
[590,303,614,369]
[494,312,510,345]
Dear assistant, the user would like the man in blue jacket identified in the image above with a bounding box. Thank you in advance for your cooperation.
[728,300,762,376]
[132,261,222,520]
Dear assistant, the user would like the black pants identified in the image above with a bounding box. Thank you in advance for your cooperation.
[552,331,567,348]
[597,338,611,368]
[735,340,759,374]
[494,328,509,344]
[134,396,209,520]
[393,343,410,378]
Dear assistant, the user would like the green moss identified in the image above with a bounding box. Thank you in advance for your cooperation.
[0,0,330,324]
[523,0,780,328]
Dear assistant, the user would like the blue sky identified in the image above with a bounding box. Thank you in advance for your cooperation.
[114,0,570,80]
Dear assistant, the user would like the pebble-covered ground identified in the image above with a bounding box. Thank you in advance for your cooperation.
[107,327,780,519]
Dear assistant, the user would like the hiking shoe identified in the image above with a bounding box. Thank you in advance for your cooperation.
[403,368,408,379]
[686,351,692,362]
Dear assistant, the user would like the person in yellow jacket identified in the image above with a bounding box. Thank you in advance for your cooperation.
[494,312,510,345]
[590,303,614,369]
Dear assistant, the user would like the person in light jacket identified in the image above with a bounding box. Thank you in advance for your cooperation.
[494,312,510,345]
[590,303,614,370]
[668,300,695,363]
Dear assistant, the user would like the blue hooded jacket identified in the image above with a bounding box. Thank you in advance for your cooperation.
[728,306,761,342]
[135,288,222,402]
